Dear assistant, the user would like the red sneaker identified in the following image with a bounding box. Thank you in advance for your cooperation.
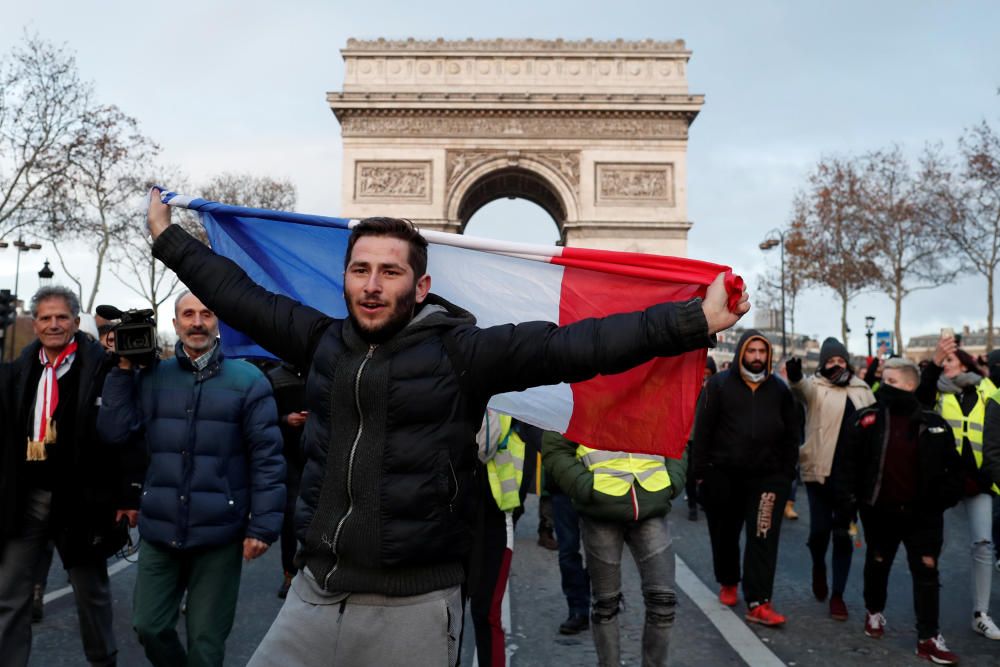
[745,602,786,627]
[719,585,739,607]
[864,611,886,638]
[916,634,959,664]
[830,595,848,621]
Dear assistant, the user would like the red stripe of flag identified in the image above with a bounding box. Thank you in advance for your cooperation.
[557,263,708,458]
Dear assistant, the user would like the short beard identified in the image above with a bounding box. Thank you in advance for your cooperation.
[349,290,417,344]
[742,359,765,374]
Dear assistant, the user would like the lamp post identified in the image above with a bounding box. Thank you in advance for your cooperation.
[865,315,875,358]
[759,230,787,358]
[7,237,43,357]
[11,237,43,303]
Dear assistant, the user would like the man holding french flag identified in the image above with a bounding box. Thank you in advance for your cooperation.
[144,187,748,666]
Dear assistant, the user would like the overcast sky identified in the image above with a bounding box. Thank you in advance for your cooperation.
[2,1,998,352]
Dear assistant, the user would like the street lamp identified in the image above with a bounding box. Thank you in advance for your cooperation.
[6,237,43,358]
[759,230,787,358]
[38,260,54,288]
[11,237,43,301]
[865,315,875,358]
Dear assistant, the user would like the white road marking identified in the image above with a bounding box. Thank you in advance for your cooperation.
[675,555,786,667]
[43,557,135,604]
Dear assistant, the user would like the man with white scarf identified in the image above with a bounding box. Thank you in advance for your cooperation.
[0,286,139,666]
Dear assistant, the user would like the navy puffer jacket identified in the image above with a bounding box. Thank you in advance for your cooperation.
[98,343,285,550]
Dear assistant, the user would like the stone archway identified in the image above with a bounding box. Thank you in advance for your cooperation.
[328,38,703,256]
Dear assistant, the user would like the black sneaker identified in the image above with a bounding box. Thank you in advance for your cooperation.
[559,613,589,635]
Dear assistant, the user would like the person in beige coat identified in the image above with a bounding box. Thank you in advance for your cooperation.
[786,337,875,623]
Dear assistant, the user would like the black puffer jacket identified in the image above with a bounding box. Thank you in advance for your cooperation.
[835,402,963,514]
[1,334,143,568]
[153,225,712,596]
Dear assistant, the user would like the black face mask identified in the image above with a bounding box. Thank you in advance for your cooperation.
[876,383,920,415]
[820,364,852,386]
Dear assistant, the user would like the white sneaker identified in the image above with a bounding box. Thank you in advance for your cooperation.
[973,613,1000,639]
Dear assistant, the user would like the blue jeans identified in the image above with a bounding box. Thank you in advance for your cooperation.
[550,492,590,616]
[581,515,676,667]
[805,481,853,596]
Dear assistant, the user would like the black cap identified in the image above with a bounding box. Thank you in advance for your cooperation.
[819,337,849,368]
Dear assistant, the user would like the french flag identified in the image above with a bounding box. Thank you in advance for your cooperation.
[161,192,742,458]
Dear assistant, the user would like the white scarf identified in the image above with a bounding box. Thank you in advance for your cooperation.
[27,341,77,461]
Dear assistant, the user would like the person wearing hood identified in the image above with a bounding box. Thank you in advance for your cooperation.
[786,337,876,622]
[142,192,749,667]
[691,331,800,626]
[835,358,963,664]
[919,334,1000,640]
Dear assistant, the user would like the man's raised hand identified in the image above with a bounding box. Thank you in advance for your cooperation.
[147,187,172,239]
[701,272,749,335]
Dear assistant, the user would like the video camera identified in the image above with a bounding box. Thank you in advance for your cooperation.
[96,304,158,365]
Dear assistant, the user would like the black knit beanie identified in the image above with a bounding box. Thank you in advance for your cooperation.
[819,337,849,368]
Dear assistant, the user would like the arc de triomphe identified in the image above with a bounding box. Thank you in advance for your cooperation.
[328,38,703,256]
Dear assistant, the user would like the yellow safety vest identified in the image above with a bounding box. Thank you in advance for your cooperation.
[939,378,1000,495]
[486,415,526,512]
[576,446,671,497]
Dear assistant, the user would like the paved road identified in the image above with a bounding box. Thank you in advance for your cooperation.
[29,495,1000,666]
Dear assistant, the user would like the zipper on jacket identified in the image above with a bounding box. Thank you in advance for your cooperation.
[447,460,459,512]
[325,343,376,589]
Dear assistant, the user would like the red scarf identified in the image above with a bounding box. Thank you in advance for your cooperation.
[27,340,78,461]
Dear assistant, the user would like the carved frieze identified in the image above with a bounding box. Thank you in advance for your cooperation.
[354,161,431,202]
[446,149,580,192]
[344,38,689,53]
[596,163,674,206]
[341,115,688,140]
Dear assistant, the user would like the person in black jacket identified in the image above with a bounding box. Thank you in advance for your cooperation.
[144,187,749,667]
[0,286,142,667]
[691,330,799,626]
[836,358,963,664]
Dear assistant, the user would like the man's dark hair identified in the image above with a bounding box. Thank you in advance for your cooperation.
[345,217,428,278]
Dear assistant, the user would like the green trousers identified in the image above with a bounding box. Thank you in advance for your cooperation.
[133,539,243,667]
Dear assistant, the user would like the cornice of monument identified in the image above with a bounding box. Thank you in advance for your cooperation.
[343,37,690,56]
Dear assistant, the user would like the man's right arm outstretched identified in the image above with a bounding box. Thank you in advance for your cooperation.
[148,188,332,368]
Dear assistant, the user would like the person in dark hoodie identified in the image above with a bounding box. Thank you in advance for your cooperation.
[836,358,963,664]
[692,331,800,626]
[787,337,875,621]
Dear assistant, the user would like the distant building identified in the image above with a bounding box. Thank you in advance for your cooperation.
[907,325,998,362]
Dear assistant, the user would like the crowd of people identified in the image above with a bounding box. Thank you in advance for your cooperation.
[0,186,998,666]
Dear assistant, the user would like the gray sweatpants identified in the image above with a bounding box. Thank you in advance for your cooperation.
[248,569,462,666]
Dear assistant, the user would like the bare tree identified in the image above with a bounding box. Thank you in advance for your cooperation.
[42,105,159,312]
[934,121,1000,351]
[0,34,89,239]
[787,157,881,345]
[200,172,297,210]
[858,145,957,350]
